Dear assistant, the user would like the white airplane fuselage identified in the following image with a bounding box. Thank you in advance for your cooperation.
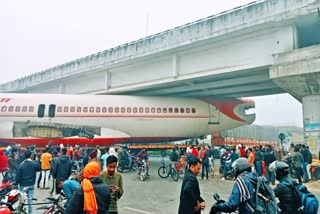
[0,93,255,146]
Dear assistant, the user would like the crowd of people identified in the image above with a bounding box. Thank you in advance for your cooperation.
[177,143,318,214]
[0,142,318,214]
[0,143,130,214]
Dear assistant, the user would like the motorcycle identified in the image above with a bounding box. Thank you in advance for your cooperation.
[117,157,137,172]
[210,193,238,214]
[137,159,148,181]
[219,159,235,180]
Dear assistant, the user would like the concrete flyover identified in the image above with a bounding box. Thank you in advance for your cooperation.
[1,0,320,153]
[0,0,319,99]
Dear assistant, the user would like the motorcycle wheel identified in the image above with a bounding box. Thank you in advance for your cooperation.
[219,166,224,178]
[140,169,146,181]
[117,166,123,173]
[171,168,179,182]
[158,166,169,178]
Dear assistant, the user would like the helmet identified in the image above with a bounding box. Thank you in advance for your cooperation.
[0,207,11,214]
[232,157,251,177]
[269,161,289,181]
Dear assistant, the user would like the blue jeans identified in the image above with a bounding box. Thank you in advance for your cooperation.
[303,162,309,181]
[266,165,275,184]
[255,161,262,176]
[20,185,34,214]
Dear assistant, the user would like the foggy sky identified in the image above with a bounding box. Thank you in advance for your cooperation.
[0,0,303,127]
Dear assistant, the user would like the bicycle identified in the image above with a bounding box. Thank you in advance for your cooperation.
[158,158,179,181]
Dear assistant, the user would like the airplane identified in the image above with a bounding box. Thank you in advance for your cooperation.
[0,93,255,147]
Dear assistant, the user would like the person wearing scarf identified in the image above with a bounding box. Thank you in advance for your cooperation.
[66,161,111,214]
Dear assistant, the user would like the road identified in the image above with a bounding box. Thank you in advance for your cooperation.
[3,156,320,214]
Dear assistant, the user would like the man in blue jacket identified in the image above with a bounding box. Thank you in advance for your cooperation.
[210,157,257,214]
[16,150,41,214]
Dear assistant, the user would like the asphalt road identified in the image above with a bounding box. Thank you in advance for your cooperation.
[3,156,320,214]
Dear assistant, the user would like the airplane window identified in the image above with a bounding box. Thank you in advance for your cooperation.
[77,107,82,112]
[157,108,161,113]
[192,108,196,113]
[96,107,101,113]
[133,107,137,113]
[174,108,179,113]
[57,107,62,112]
[90,107,94,113]
[22,106,27,112]
[70,107,75,112]
[64,107,69,112]
[108,107,113,113]
[162,108,167,113]
[102,107,107,113]
[115,107,119,113]
[29,106,34,112]
[8,106,14,112]
[127,107,131,113]
[169,108,173,113]
[83,107,88,112]
[145,107,149,113]
[151,108,155,113]
[121,107,125,113]
[15,106,21,112]
[1,106,7,112]
[139,107,143,113]
[186,108,190,113]
[180,108,184,113]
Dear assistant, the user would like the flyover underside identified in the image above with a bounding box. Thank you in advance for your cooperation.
[117,68,284,98]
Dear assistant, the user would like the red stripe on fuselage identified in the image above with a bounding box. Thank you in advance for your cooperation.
[0,136,187,147]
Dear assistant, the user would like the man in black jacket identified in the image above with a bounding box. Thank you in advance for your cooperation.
[16,150,41,214]
[52,147,72,194]
[178,158,205,214]
[270,161,300,214]
[264,146,276,185]
[301,145,312,183]
[65,161,111,214]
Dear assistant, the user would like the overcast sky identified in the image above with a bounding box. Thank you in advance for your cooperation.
[0,0,303,127]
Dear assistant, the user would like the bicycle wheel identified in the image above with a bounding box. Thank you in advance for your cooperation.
[171,168,179,181]
[158,166,169,178]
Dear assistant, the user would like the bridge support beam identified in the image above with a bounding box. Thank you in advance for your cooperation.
[270,45,320,156]
[302,95,320,157]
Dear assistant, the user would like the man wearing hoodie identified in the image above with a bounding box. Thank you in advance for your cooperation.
[53,147,72,194]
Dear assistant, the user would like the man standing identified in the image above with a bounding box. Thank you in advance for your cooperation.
[100,155,124,214]
[16,150,41,214]
[100,147,110,171]
[40,148,52,189]
[65,161,111,214]
[53,147,72,194]
[178,158,205,214]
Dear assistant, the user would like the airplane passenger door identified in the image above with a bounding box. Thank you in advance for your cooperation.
[208,105,219,124]
[37,104,45,118]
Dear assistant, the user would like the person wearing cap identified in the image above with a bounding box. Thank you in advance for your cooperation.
[16,150,41,214]
[210,157,257,214]
[65,161,111,214]
[77,149,101,182]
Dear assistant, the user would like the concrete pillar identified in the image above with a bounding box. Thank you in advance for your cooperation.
[302,95,320,157]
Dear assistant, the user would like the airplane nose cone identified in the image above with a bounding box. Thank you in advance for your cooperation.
[201,98,256,124]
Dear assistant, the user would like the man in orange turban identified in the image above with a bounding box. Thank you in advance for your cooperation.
[65,161,111,214]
